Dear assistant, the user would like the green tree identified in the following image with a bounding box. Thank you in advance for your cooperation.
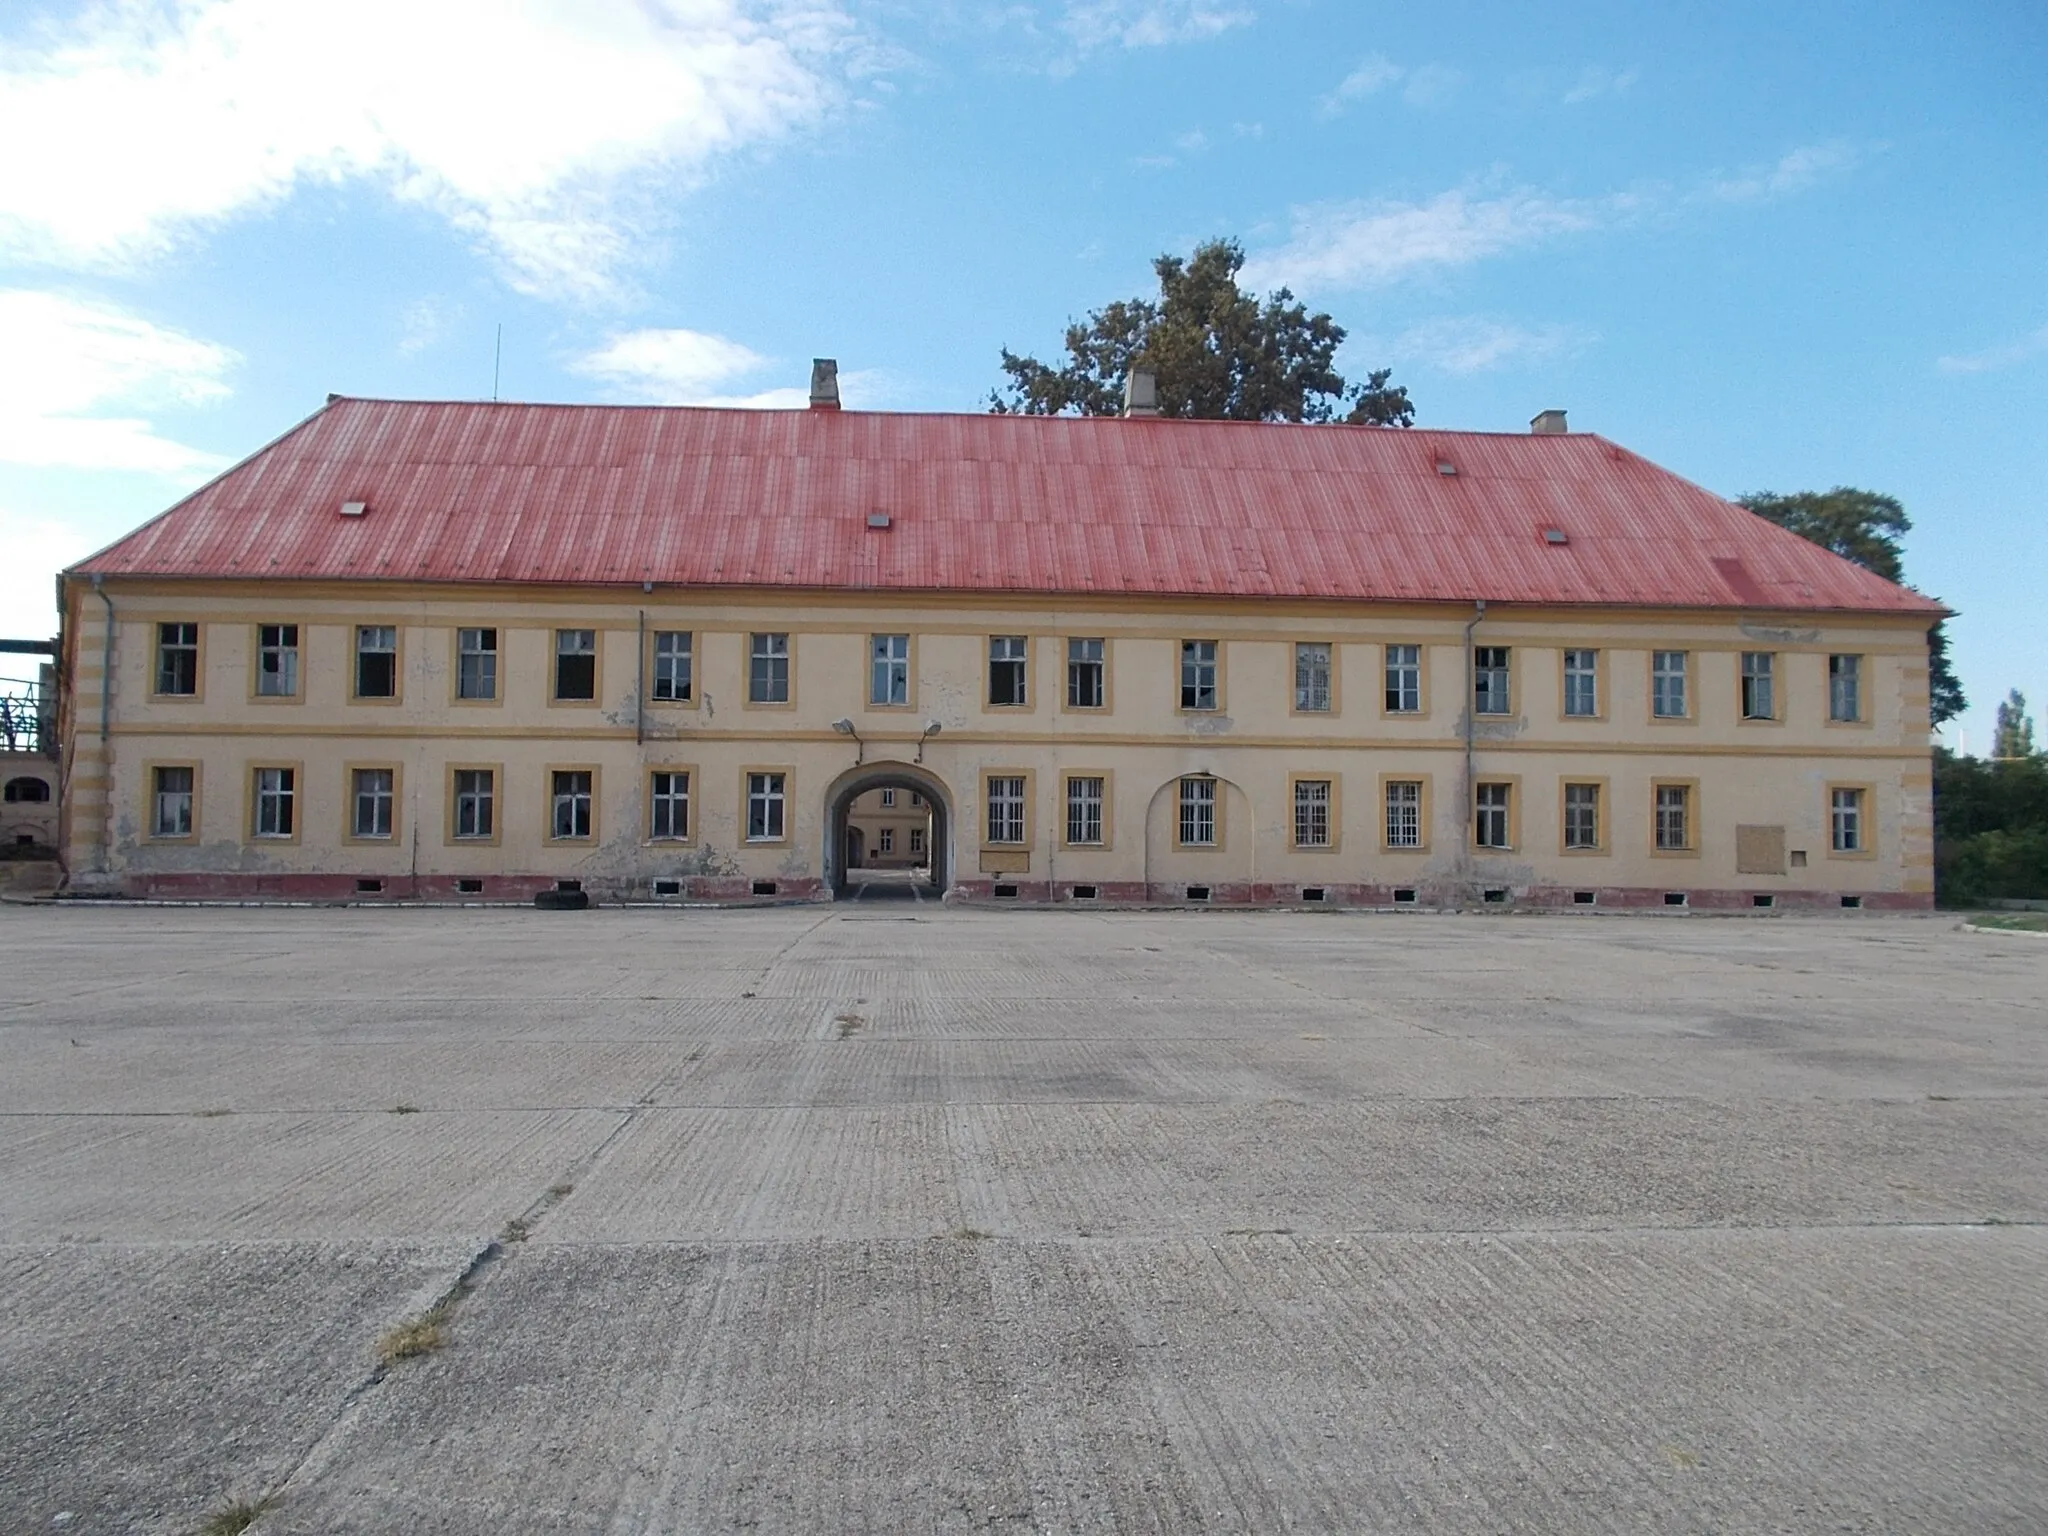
[1737,487,1964,726]
[1994,689,2036,759]
[991,239,1413,426]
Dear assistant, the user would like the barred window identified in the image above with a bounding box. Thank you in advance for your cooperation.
[986,775,1026,844]
[1652,651,1688,718]
[155,623,199,696]
[351,768,394,839]
[453,769,495,839]
[1563,649,1598,717]
[1384,780,1422,848]
[653,631,693,702]
[1178,777,1217,846]
[1294,644,1332,712]
[1655,784,1692,850]
[256,624,299,697]
[650,771,690,840]
[457,628,498,700]
[1563,782,1601,850]
[551,770,594,840]
[1180,640,1219,710]
[748,634,790,704]
[1474,647,1511,715]
[1293,778,1332,847]
[1829,655,1862,723]
[1065,775,1104,845]
[1384,644,1422,713]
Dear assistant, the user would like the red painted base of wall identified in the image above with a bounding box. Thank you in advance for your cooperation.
[115,873,829,904]
[955,878,1932,913]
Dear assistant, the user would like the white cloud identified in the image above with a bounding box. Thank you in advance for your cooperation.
[1241,189,1615,293]
[1060,1,1254,53]
[572,327,892,407]
[1318,56,1460,116]
[1399,63,1462,108]
[0,0,866,302]
[397,296,465,358]
[1388,317,1595,374]
[0,505,98,639]
[1938,322,2048,375]
[0,290,235,475]
[1561,65,1638,105]
[1320,54,1401,114]
[1707,140,1860,202]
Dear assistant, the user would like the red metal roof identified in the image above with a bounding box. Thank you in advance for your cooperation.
[73,398,1941,616]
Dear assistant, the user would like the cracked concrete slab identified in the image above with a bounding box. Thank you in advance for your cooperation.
[1,906,2045,1533]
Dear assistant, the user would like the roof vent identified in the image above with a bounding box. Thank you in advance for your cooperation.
[1530,409,1568,436]
[1435,459,1456,476]
[1543,527,1569,545]
[809,358,841,411]
[866,512,892,529]
[1123,369,1159,419]
[339,500,367,518]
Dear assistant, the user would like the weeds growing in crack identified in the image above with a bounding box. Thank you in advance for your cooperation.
[549,1182,574,1197]
[376,1304,451,1364]
[388,1103,420,1115]
[192,1108,232,1119]
[500,1216,531,1244]
[197,1493,274,1535]
[941,1226,995,1241]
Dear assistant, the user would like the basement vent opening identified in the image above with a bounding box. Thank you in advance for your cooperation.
[1664,892,1688,907]
[993,883,1019,899]
[1185,885,1211,902]
[1840,895,1863,910]
[1572,890,1596,905]
[1393,888,1417,904]
[1301,887,1326,903]
[752,880,778,897]
[1070,884,1098,900]
[654,879,682,897]
[456,878,484,895]
[555,879,583,893]
[1752,893,1775,909]
[355,878,383,894]
[1482,887,1508,904]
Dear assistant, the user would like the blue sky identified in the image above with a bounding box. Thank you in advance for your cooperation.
[1,0,2042,751]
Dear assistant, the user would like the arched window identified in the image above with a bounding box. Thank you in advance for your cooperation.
[4,776,50,803]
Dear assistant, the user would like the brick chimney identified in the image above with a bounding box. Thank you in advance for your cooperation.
[809,359,841,411]
[1530,409,1568,435]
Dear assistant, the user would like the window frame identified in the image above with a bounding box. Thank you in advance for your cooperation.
[1650,777,1702,856]
[867,632,914,710]
[445,763,504,847]
[545,764,599,844]
[982,768,1034,849]
[1739,651,1779,723]
[879,827,895,855]
[1178,639,1223,714]
[1827,653,1867,726]
[1382,642,1427,718]
[551,628,601,707]
[342,761,402,845]
[1291,642,1336,716]
[349,623,403,704]
[251,622,302,701]
[1379,774,1430,853]
[745,632,794,709]
[1063,636,1110,713]
[1649,649,1692,723]
[247,761,303,843]
[151,621,204,701]
[452,626,501,706]
[741,766,794,846]
[1826,781,1877,859]
[1471,777,1519,853]
[1288,773,1340,852]
[1472,645,1513,718]
[142,760,201,843]
[986,634,1031,711]
[1560,647,1604,721]
[1559,777,1609,855]
[649,629,695,708]
[647,766,695,844]
[1174,774,1223,850]
[1060,769,1113,849]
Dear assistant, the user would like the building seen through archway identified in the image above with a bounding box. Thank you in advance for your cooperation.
[825,764,949,899]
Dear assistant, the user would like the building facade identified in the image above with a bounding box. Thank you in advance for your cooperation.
[56,390,1941,909]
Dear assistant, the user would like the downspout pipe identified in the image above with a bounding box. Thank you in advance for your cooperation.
[1462,599,1486,888]
[92,575,115,874]
[636,609,647,746]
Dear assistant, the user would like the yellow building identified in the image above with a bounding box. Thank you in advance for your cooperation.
[56,378,1940,910]
[844,786,933,873]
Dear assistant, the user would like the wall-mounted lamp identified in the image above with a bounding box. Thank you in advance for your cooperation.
[915,718,943,763]
[832,716,864,764]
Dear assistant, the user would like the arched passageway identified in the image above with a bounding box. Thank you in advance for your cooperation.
[822,761,955,899]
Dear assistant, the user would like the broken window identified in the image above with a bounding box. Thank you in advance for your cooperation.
[1564,782,1601,850]
[1384,644,1422,713]
[354,626,397,699]
[748,633,789,704]
[652,631,692,703]
[351,768,394,839]
[746,772,786,841]
[1740,652,1776,720]
[1065,775,1104,845]
[252,766,295,838]
[457,628,497,700]
[1563,649,1598,717]
[1180,640,1218,711]
[453,770,495,839]
[988,636,1027,707]
[870,633,909,706]
[156,623,199,696]
[1294,644,1332,712]
[256,624,299,697]
[1473,647,1511,716]
[551,770,593,840]
[1474,782,1511,849]
[649,770,690,840]
[1293,778,1332,847]
[555,629,597,702]
[151,766,193,837]
[1067,637,1105,709]
[1831,787,1865,853]
[1178,776,1217,846]
[986,775,1026,844]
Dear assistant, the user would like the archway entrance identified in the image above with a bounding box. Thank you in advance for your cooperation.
[823,761,953,900]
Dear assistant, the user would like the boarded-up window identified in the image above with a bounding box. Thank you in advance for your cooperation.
[1735,824,1787,875]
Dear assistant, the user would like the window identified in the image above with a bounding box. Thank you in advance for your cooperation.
[1065,775,1104,845]
[652,631,692,703]
[986,774,1026,844]
[1563,649,1598,718]
[1293,778,1332,847]
[870,633,909,706]
[910,826,926,856]
[1829,655,1862,723]
[5,776,50,803]
[457,628,497,700]
[1655,784,1692,851]
[1180,640,1218,710]
[909,792,923,808]
[1831,788,1866,853]
[252,766,295,838]
[746,772,786,841]
[150,766,193,838]
[551,771,594,840]
[748,634,790,704]
[1385,644,1422,713]
[453,770,495,839]
[350,768,394,839]
[1563,782,1601,850]
[1384,780,1422,848]
[1178,777,1217,846]
[1652,651,1688,718]
[355,626,397,699]
[1067,637,1105,708]
[988,636,1027,706]
[650,771,690,840]
[155,623,199,696]
[1473,647,1511,716]
[256,624,299,697]
[1474,782,1512,849]
[880,828,895,854]
[880,788,896,808]
[1294,643,1332,712]
[1740,652,1776,720]
[555,629,597,701]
